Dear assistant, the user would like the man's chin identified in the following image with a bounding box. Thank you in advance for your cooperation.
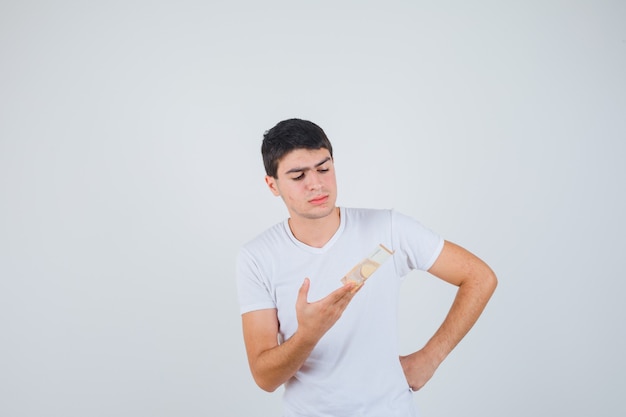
[313,204,338,218]
[299,204,338,220]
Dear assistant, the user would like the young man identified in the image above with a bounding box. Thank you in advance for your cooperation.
[236,118,497,416]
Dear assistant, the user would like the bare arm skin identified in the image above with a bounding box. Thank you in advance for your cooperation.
[400,240,498,391]
[242,278,357,392]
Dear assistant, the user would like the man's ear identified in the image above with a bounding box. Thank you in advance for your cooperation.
[265,175,281,196]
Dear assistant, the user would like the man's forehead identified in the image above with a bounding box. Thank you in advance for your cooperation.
[278,148,332,172]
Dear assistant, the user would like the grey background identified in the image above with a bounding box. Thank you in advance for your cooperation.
[1,1,624,416]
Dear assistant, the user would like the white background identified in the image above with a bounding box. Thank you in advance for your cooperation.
[1,1,625,416]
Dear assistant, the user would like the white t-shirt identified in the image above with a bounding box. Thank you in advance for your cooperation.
[236,207,444,417]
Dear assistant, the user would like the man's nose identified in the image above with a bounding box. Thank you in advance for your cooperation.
[305,171,322,189]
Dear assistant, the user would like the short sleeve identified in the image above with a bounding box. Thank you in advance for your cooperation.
[236,247,277,314]
[391,210,445,277]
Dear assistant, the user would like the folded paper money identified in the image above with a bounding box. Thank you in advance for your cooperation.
[341,244,394,286]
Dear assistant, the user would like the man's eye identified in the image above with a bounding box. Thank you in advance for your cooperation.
[318,168,329,173]
[293,173,305,181]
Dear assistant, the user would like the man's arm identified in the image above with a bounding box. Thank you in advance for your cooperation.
[400,240,498,391]
[242,278,356,392]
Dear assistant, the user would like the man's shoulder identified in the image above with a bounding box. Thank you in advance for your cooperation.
[342,206,395,222]
[343,206,391,215]
[342,207,425,233]
[240,219,288,254]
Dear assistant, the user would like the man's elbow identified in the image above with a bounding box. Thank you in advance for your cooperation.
[465,262,497,300]
[253,375,281,393]
[482,266,498,298]
[250,368,282,393]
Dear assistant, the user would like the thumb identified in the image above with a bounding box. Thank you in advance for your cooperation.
[297,278,310,307]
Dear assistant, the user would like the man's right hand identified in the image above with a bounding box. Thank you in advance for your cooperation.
[295,278,357,345]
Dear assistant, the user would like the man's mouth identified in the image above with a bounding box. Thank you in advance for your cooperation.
[309,195,329,205]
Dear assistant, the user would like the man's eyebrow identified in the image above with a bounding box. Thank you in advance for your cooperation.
[284,157,332,175]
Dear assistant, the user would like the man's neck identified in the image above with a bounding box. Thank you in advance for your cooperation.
[288,207,341,248]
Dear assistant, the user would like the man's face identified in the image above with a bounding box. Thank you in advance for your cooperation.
[265,148,337,222]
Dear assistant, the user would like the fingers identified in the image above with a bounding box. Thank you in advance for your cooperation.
[299,278,357,310]
[328,281,357,302]
[296,278,311,308]
[399,351,435,392]
[349,281,364,295]
[295,279,361,343]
[316,283,356,316]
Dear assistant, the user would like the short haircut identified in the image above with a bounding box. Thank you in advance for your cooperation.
[261,118,334,178]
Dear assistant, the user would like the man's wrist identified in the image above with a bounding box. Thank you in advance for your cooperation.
[290,328,319,352]
[420,341,448,368]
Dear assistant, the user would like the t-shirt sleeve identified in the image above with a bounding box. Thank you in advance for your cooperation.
[236,247,277,314]
[390,210,445,277]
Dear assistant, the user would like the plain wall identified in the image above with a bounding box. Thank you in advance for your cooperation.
[1,1,624,416]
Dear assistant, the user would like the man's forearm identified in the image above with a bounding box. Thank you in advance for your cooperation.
[422,267,497,366]
[250,330,318,392]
